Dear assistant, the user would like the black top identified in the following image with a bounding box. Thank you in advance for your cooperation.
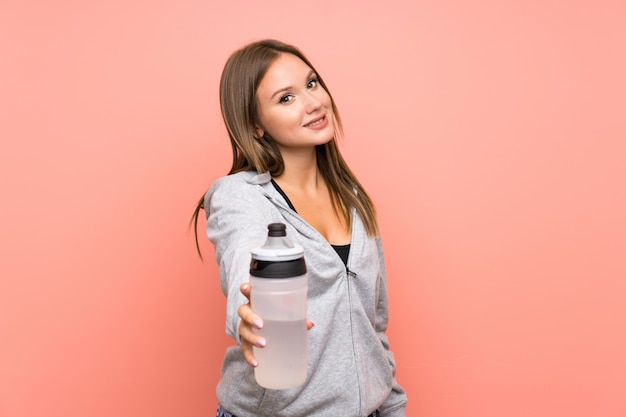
[331,243,350,266]
[271,179,350,265]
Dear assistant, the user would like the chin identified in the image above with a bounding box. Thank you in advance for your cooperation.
[318,133,335,146]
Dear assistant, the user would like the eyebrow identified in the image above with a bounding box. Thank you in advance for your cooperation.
[270,69,316,100]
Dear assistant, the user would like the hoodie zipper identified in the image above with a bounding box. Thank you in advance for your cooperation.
[345,263,363,417]
[346,267,357,278]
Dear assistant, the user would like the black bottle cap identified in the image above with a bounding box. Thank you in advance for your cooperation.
[267,223,287,237]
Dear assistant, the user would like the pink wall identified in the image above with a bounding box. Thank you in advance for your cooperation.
[1,1,625,416]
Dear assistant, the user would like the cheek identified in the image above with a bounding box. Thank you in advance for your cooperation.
[259,110,298,139]
[320,89,332,105]
[270,108,299,127]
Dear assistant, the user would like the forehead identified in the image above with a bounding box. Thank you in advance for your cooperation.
[257,53,313,94]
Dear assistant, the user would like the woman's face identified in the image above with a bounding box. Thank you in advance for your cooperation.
[254,53,335,154]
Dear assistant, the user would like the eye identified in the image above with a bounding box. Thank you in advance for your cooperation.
[279,94,295,104]
[307,77,319,89]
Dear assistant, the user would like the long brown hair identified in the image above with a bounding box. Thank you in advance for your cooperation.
[192,39,378,258]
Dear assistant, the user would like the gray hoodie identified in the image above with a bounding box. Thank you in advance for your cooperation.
[205,171,407,417]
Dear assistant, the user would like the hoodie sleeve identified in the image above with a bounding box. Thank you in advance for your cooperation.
[374,237,408,416]
[205,177,271,341]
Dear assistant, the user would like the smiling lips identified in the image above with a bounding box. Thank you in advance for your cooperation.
[304,115,327,129]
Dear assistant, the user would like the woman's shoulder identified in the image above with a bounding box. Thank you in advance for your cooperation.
[209,171,270,191]
[206,171,272,202]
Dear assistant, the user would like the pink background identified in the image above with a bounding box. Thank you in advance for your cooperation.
[1,1,625,416]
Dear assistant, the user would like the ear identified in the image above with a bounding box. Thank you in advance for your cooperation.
[254,125,264,139]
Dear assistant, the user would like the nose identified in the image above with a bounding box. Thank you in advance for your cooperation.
[304,91,322,113]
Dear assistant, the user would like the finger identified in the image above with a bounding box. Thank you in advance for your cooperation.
[238,301,264,330]
[241,341,258,367]
[238,314,266,346]
[238,314,266,368]
[239,326,264,367]
[240,282,251,301]
[306,320,315,330]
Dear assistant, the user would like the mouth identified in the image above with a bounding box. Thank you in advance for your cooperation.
[304,115,326,127]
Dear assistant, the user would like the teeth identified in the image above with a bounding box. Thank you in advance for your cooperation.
[306,117,324,127]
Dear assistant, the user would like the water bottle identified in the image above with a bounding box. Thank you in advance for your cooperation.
[250,223,308,389]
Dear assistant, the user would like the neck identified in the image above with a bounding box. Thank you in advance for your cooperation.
[275,147,322,192]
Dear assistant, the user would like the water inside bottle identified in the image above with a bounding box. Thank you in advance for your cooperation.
[253,318,307,389]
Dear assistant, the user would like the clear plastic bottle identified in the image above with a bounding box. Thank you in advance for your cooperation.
[250,223,308,389]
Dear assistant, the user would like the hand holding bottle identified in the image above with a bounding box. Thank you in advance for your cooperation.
[237,282,314,369]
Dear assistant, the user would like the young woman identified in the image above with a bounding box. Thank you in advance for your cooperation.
[193,39,407,417]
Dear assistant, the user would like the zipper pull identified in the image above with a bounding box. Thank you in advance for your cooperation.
[346,267,357,278]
